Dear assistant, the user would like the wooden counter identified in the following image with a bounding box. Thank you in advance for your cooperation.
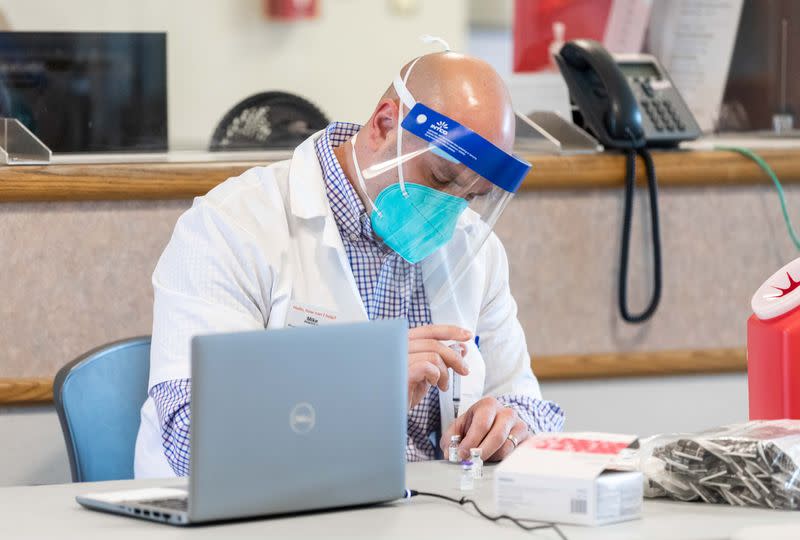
[0,161,252,202]
[1,148,799,202]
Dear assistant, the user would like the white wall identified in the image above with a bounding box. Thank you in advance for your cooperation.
[544,374,749,436]
[0,406,70,486]
[0,0,467,149]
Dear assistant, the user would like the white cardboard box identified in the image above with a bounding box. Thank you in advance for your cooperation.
[495,432,643,526]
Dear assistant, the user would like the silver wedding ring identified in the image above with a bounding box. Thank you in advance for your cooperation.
[507,433,520,449]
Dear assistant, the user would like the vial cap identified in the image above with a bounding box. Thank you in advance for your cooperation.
[461,460,473,468]
[470,448,482,458]
[451,435,461,442]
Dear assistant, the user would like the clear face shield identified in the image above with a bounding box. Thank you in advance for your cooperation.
[350,59,532,308]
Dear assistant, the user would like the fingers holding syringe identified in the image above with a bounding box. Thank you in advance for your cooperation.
[409,352,450,393]
[409,339,469,380]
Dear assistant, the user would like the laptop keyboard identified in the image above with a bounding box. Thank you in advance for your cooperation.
[136,497,188,511]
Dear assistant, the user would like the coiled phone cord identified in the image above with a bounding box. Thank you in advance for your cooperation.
[618,147,662,323]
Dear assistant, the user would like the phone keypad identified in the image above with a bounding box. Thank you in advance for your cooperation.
[641,99,686,133]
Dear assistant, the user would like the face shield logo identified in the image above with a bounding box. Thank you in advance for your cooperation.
[289,402,316,434]
[431,120,449,135]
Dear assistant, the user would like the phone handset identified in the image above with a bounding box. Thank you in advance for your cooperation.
[557,39,644,148]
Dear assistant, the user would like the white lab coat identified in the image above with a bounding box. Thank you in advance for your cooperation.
[134,131,542,478]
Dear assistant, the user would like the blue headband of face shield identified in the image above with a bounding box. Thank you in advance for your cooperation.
[400,103,531,193]
[391,70,532,193]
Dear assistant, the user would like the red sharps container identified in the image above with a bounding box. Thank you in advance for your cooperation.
[748,258,800,419]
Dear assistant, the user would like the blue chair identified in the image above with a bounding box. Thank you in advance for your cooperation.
[53,336,151,482]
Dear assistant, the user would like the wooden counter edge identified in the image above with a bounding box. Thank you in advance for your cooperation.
[0,377,54,405]
[1,148,799,202]
[0,347,746,406]
[532,347,747,381]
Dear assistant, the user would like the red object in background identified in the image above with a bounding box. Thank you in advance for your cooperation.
[748,260,800,420]
[513,0,613,73]
[530,437,632,455]
[264,0,317,20]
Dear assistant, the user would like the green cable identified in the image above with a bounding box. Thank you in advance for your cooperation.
[715,145,800,251]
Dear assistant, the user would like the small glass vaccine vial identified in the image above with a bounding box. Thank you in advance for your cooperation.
[460,460,474,491]
[470,448,483,479]
[448,435,461,463]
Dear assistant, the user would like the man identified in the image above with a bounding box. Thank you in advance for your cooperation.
[134,50,564,478]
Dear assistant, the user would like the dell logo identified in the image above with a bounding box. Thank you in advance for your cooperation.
[289,402,316,434]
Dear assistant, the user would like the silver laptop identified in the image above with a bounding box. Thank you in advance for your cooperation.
[77,319,408,525]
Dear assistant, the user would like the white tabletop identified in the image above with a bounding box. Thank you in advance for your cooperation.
[0,461,798,540]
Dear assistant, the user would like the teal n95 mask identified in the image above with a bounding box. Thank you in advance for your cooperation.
[351,131,468,264]
[350,53,532,306]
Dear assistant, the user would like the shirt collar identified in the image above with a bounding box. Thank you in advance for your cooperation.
[315,122,374,240]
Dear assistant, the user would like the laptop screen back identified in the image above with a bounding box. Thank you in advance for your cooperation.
[189,319,407,522]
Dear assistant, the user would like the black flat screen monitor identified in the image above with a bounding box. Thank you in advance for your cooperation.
[0,31,167,153]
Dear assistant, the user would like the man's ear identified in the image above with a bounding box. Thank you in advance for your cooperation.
[365,99,399,151]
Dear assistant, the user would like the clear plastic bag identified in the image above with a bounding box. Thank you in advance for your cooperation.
[636,420,800,509]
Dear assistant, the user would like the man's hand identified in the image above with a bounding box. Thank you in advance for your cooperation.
[440,397,530,462]
[408,325,471,410]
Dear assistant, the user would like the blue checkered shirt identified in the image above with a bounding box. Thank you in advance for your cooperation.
[150,122,564,476]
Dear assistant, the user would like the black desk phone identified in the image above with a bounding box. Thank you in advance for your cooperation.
[553,39,703,324]
[554,39,701,149]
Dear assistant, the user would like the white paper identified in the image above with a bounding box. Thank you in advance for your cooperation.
[647,0,744,132]
[603,0,653,53]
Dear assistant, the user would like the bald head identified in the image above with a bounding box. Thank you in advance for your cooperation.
[333,51,517,207]
[382,52,516,152]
